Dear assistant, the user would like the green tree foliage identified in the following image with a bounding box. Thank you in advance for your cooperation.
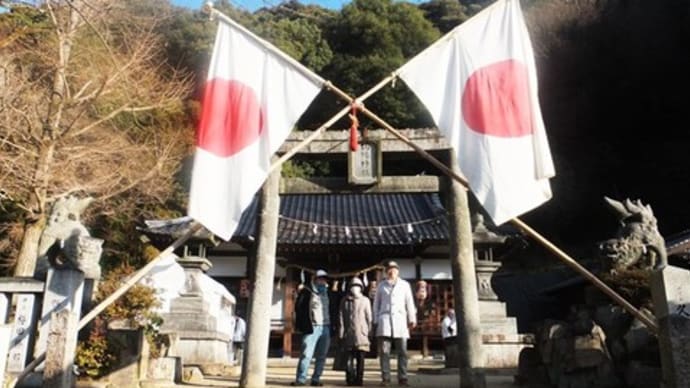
[299,0,439,129]
[419,0,469,33]
[162,0,333,86]
[162,0,253,87]
[252,11,334,72]
[281,159,331,178]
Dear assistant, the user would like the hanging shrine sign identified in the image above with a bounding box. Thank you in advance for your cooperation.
[348,139,381,185]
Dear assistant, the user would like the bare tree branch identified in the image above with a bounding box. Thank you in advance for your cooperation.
[0,1,193,275]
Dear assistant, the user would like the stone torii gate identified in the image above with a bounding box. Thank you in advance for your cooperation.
[239,128,485,387]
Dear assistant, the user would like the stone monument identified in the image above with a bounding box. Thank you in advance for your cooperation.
[650,266,690,388]
[32,196,103,387]
[471,214,529,369]
[159,253,235,374]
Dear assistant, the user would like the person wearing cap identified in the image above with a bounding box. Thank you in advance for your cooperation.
[373,260,416,386]
[338,277,373,386]
[292,269,331,386]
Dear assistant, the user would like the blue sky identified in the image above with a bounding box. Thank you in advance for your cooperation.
[171,0,352,12]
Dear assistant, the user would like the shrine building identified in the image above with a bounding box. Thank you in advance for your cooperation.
[142,129,530,367]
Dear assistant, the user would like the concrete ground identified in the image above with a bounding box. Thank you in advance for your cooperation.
[181,358,516,387]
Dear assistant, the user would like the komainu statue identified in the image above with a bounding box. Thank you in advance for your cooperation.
[599,197,667,272]
[35,196,103,279]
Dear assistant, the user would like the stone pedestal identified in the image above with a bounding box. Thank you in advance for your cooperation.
[160,256,231,369]
[16,268,85,387]
[475,260,530,369]
[650,266,690,388]
[7,293,38,373]
[0,324,12,387]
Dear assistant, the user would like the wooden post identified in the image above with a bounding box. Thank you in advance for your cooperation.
[446,151,485,388]
[283,268,294,358]
[240,168,281,387]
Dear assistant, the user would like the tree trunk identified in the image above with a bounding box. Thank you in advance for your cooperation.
[13,215,46,277]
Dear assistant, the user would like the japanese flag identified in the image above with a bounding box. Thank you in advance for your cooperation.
[189,19,323,240]
[397,0,555,225]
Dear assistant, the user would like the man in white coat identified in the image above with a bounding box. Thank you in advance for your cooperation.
[373,261,416,386]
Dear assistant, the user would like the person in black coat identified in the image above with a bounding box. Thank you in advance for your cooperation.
[292,270,331,387]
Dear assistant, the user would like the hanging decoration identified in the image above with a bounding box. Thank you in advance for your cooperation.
[349,103,359,151]
[277,214,445,238]
[284,263,384,282]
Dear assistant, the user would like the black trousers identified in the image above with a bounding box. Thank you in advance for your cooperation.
[345,349,365,386]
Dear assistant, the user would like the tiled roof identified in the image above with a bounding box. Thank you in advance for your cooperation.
[142,193,449,247]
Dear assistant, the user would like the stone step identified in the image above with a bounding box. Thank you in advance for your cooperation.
[478,300,508,319]
[479,317,518,335]
[482,333,534,344]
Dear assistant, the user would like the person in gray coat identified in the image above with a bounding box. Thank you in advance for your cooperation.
[338,277,372,386]
[373,261,416,386]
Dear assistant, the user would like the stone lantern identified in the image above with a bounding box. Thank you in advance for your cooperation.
[470,213,530,369]
[472,214,507,302]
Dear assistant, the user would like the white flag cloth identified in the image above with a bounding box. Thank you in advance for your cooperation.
[397,0,555,225]
[189,18,323,240]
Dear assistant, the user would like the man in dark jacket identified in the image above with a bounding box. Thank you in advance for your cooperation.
[339,277,372,386]
[292,269,331,387]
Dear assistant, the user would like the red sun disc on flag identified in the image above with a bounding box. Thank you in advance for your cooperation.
[461,60,533,138]
[196,79,265,157]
